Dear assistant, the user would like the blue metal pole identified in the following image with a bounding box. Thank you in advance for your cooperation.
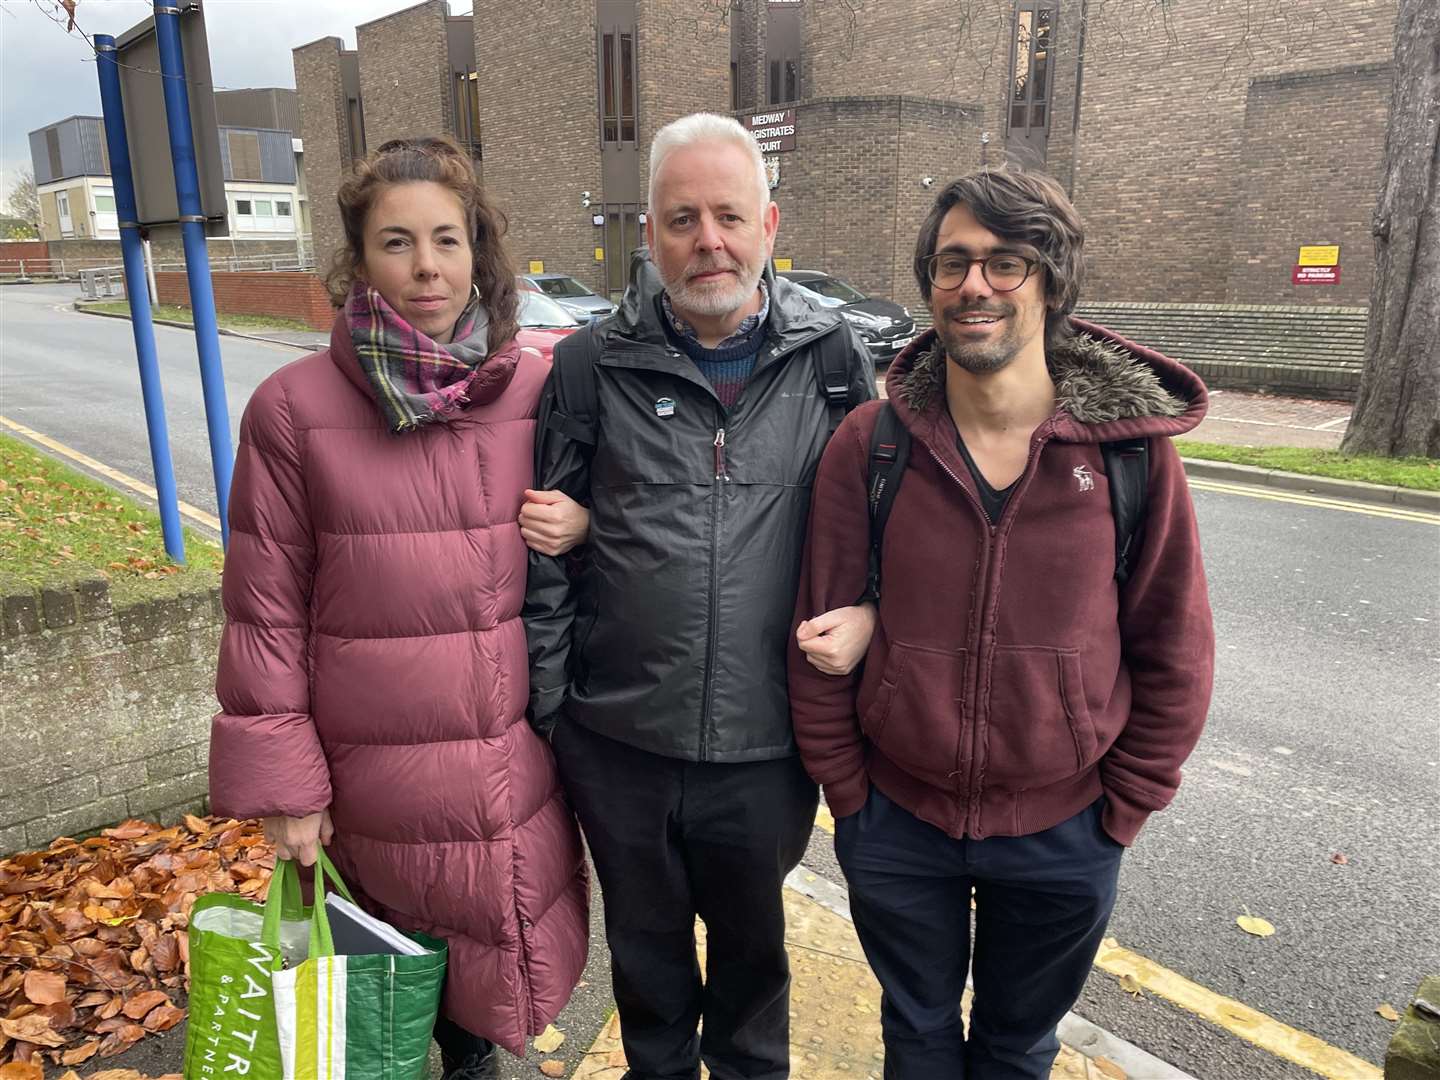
[94,33,186,565]
[153,0,232,547]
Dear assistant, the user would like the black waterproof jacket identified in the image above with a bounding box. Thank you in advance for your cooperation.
[523,253,875,761]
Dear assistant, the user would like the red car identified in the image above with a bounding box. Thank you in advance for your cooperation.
[514,288,582,361]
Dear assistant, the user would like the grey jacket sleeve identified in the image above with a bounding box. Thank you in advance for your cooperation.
[522,349,593,736]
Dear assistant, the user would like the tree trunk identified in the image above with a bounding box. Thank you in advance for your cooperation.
[1342,0,1440,459]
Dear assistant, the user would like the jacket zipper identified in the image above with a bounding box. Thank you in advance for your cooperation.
[695,325,837,759]
[700,419,729,760]
[923,428,1052,836]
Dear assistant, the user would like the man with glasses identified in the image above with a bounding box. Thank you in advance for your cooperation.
[787,166,1214,1078]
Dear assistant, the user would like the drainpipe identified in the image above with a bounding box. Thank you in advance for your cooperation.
[1067,0,1090,198]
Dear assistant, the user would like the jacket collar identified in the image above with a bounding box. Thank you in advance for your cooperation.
[612,248,836,355]
[885,317,1208,445]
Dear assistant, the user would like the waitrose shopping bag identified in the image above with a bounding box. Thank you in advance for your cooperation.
[183,851,447,1080]
[272,850,447,1080]
[183,857,311,1078]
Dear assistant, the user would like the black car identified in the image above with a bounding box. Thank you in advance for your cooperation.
[776,269,916,365]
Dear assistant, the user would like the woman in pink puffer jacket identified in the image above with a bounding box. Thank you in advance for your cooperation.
[208,136,589,1079]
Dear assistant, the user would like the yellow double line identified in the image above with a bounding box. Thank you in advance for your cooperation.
[1188,476,1440,525]
[0,416,223,533]
[811,808,1380,1078]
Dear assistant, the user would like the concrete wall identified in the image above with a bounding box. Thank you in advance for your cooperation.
[1,572,222,856]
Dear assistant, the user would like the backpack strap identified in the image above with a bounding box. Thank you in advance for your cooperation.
[862,403,911,603]
[546,320,604,448]
[1101,437,1150,584]
[814,326,854,438]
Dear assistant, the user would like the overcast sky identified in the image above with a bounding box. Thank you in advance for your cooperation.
[0,0,469,208]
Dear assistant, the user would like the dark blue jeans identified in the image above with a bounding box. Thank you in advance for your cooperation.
[835,787,1124,1080]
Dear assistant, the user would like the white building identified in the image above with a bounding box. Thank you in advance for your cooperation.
[29,102,307,250]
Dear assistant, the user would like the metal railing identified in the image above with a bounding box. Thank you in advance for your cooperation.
[3,246,317,284]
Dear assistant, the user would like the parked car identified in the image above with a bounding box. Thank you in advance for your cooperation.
[515,288,582,360]
[519,272,617,324]
[776,269,916,365]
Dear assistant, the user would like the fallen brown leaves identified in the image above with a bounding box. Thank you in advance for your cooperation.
[0,816,273,1073]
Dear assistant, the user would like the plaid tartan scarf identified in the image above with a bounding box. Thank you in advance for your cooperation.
[346,281,493,433]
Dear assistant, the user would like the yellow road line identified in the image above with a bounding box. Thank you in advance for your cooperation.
[1189,477,1440,525]
[1094,941,1380,1079]
[0,415,223,533]
[810,808,1381,1079]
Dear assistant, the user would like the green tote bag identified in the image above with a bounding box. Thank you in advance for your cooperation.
[183,852,447,1080]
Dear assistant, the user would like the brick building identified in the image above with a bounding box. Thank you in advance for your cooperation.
[293,0,1397,314]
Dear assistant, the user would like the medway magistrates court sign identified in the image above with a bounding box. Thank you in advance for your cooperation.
[746,109,797,153]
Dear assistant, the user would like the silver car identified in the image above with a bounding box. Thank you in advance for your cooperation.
[519,273,617,324]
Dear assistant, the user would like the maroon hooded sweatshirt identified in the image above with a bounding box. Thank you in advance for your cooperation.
[789,320,1215,846]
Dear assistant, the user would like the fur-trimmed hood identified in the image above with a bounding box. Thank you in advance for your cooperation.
[886,317,1208,444]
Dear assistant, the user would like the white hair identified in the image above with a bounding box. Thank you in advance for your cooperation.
[647,112,770,214]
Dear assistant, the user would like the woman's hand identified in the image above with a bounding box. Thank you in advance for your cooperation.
[521,489,590,556]
[796,603,877,676]
[263,810,334,867]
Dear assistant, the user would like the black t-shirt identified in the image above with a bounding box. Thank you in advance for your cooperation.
[949,416,1017,525]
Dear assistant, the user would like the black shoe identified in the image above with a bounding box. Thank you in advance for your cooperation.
[440,1040,497,1080]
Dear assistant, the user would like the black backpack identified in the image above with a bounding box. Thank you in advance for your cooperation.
[543,318,857,457]
[863,403,1149,600]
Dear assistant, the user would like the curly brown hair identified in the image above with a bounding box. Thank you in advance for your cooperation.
[913,164,1085,350]
[326,135,517,355]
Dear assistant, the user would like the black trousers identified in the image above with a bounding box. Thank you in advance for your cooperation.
[836,787,1124,1080]
[551,720,818,1080]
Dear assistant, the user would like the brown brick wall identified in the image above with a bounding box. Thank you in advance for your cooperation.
[636,0,733,199]
[357,1,450,152]
[293,36,352,277]
[769,97,981,313]
[803,0,1008,136]
[153,270,335,330]
[475,0,604,292]
[1070,0,1395,303]
[1227,63,1391,307]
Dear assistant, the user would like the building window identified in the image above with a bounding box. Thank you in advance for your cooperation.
[227,130,263,182]
[765,0,802,105]
[452,70,482,156]
[1010,2,1055,134]
[347,97,366,159]
[276,200,292,216]
[598,5,638,145]
[235,199,253,215]
[94,193,116,212]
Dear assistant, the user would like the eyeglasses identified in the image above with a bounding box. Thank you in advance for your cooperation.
[923,252,1039,293]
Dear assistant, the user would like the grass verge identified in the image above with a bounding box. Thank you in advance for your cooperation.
[0,434,223,587]
[1176,439,1440,491]
[81,300,317,335]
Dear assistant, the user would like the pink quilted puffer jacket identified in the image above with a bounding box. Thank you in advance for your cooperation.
[209,317,588,1055]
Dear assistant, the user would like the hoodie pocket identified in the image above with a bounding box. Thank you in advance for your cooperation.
[861,642,966,786]
[982,645,1098,791]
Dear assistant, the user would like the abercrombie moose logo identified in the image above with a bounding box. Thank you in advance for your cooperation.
[1073,464,1095,492]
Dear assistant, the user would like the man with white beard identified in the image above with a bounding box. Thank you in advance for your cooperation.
[523,113,875,1079]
